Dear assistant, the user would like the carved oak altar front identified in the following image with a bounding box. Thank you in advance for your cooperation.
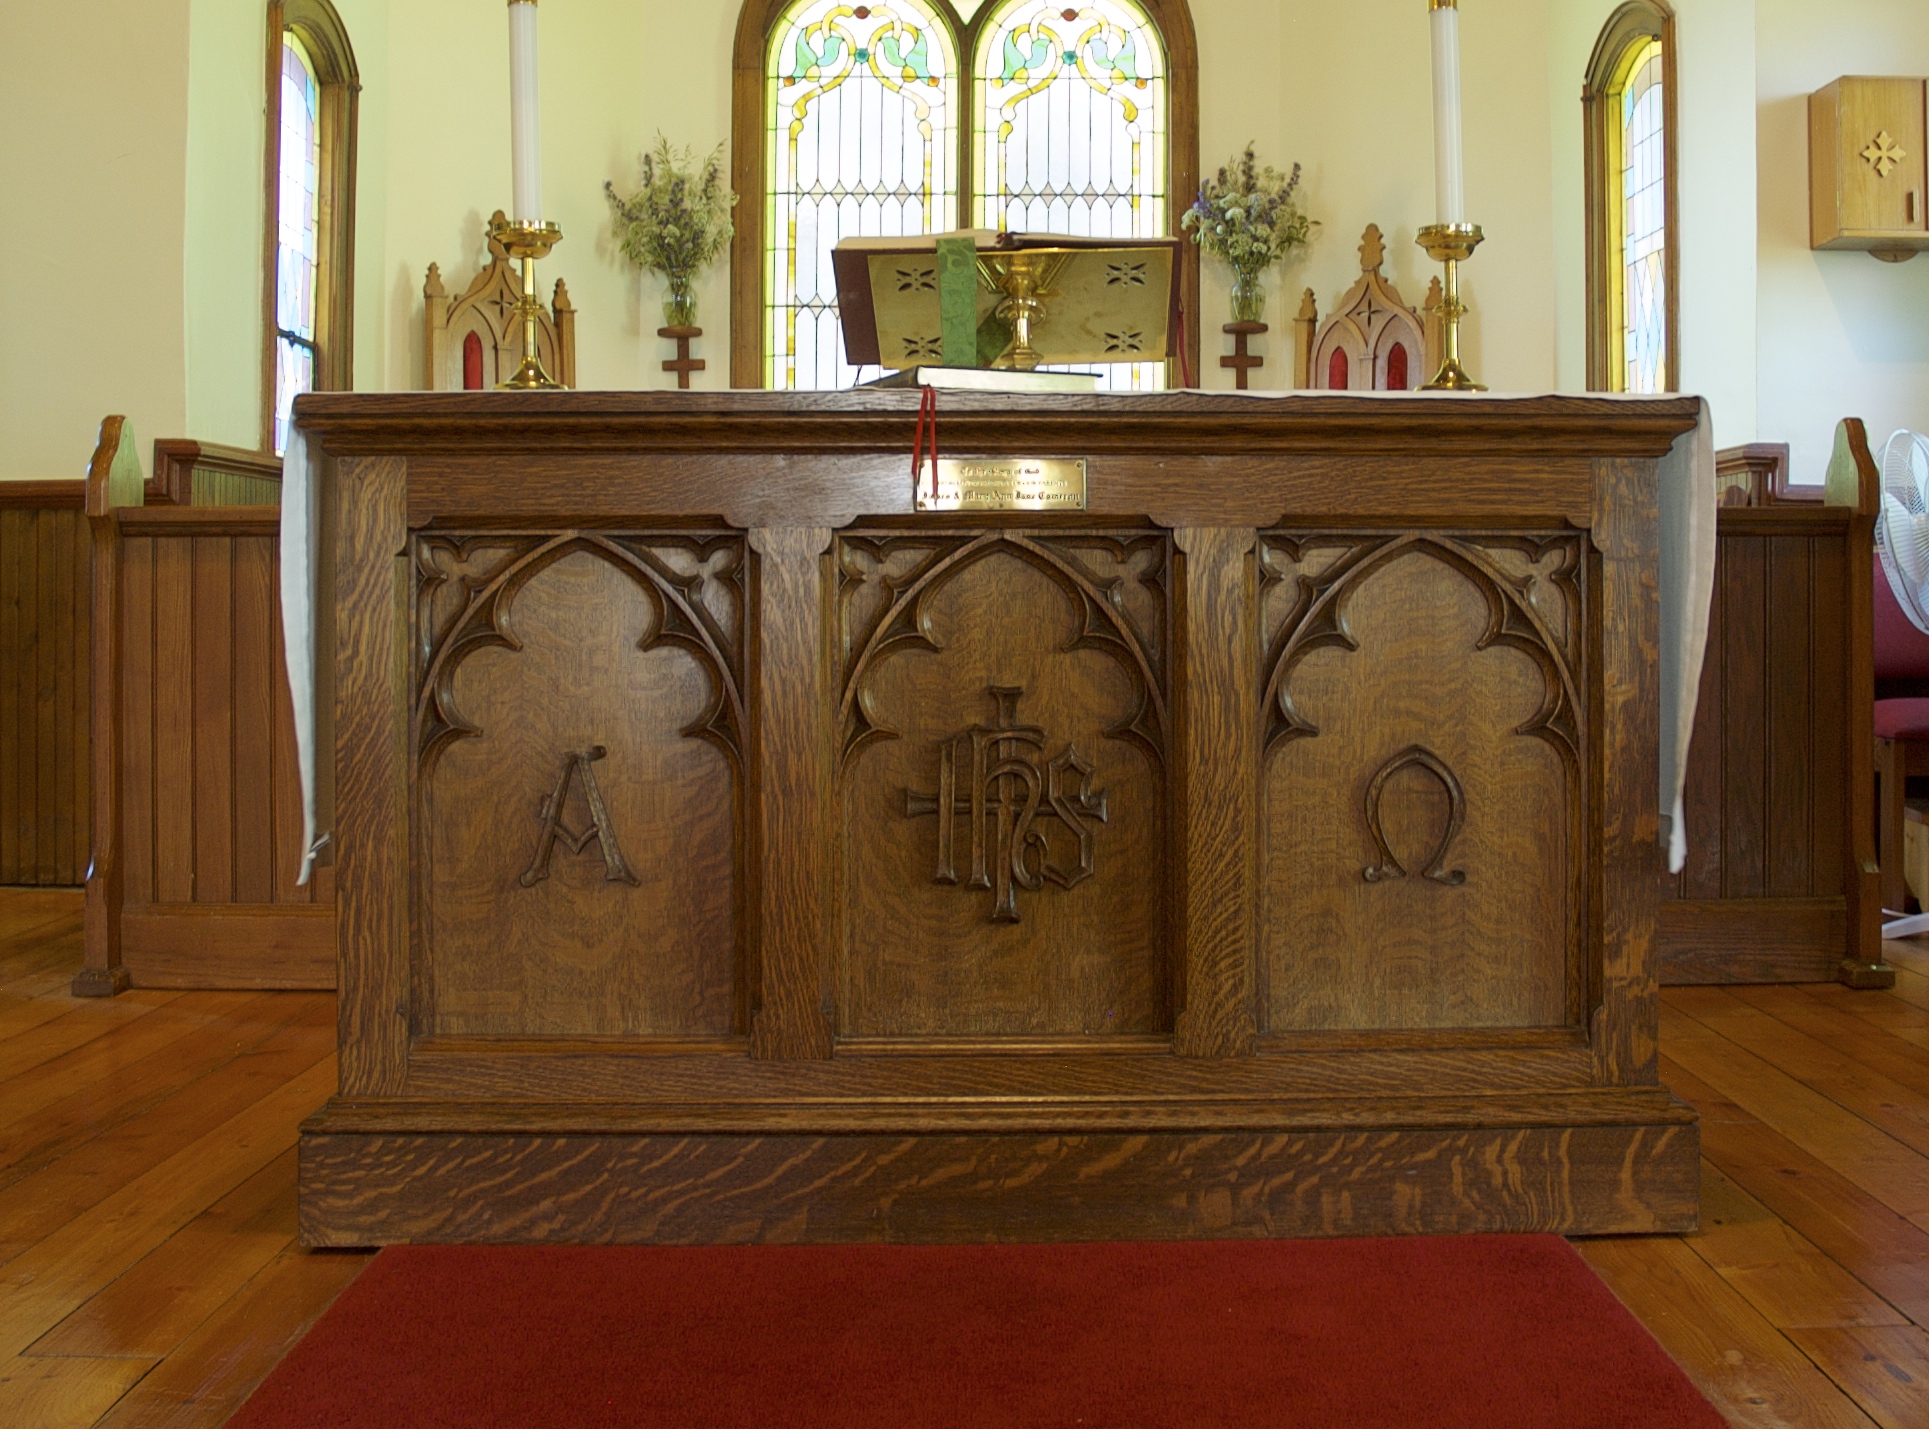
[295,390,1702,1245]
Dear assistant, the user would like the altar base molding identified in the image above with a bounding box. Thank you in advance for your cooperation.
[295,390,1702,1245]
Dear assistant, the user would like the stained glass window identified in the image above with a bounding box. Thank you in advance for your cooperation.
[1618,38,1666,395]
[273,31,322,455]
[974,0,1167,390]
[765,0,960,390]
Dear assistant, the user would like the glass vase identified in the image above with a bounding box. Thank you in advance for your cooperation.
[662,282,697,330]
[1229,266,1267,324]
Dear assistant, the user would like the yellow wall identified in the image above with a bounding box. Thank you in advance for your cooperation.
[1757,0,1929,483]
[6,0,1927,482]
[0,1,192,483]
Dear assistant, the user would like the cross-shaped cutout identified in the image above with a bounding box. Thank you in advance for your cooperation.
[1864,130,1908,179]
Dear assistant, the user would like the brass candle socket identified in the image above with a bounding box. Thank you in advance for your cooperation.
[1415,222,1485,392]
[487,216,565,390]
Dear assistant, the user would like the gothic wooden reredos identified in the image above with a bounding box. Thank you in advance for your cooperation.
[728,0,1200,389]
[423,213,576,391]
[1294,225,1441,392]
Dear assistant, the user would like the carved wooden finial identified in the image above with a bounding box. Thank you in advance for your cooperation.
[486,210,510,261]
[424,263,445,301]
[1425,276,1443,311]
[552,277,574,314]
[1297,288,1318,323]
[1359,225,1387,274]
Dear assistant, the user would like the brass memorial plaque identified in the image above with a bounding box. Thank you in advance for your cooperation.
[914,457,1088,513]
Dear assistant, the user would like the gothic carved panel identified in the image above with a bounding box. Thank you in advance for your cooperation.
[412,532,746,1039]
[1258,530,1588,1034]
[834,530,1171,1039]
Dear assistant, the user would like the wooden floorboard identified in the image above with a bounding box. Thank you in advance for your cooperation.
[0,890,1927,1426]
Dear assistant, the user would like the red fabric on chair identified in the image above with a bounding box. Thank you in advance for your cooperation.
[1875,698,1929,740]
[1874,568,1929,680]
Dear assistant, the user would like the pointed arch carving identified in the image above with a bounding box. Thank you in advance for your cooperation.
[412,531,747,778]
[1258,530,1586,770]
[834,529,1170,769]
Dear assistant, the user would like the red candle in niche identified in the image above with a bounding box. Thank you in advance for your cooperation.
[463,330,485,391]
[1387,342,1409,391]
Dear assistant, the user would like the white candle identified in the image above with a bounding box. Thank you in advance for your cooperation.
[508,0,542,222]
[1429,0,1466,225]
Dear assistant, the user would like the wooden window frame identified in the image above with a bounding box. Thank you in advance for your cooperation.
[262,0,360,452]
[1583,0,1679,393]
[730,0,1200,389]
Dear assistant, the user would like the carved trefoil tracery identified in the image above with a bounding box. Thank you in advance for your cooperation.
[835,529,1171,771]
[411,530,747,776]
[1259,530,1586,768]
[905,685,1111,924]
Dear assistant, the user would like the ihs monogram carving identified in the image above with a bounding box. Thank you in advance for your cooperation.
[905,686,1110,924]
[519,746,639,888]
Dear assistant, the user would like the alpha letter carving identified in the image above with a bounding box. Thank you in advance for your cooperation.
[519,746,642,888]
[905,686,1109,923]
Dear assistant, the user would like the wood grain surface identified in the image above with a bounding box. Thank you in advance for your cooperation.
[304,392,1698,1245]
[298,1121,1699,1247]
[8,893,1927,1428]
[0,504,90,888]
[1663,499,1868,985]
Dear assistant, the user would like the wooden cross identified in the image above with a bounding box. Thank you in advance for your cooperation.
[658,325,705,389]
[1220,321,1268,391]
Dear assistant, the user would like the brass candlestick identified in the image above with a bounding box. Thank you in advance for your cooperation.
[488,215,565,390]
[1415,222,1484,391]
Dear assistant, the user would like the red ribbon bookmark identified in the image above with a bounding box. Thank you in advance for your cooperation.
[913,384,940,502]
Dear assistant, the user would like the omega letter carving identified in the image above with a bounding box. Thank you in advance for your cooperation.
[1361,744,1468,887]
[519,746,642,888]
[904,686,1110,923]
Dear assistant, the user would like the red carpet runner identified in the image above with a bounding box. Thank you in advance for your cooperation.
[232,1235,1722,1428]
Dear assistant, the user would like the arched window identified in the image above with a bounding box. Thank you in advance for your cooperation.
[1584,2,1677,395]
[264,0,358,455]
[733,0,1197,390]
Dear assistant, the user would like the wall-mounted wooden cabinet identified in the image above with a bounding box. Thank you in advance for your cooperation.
[1811,76,1929,261]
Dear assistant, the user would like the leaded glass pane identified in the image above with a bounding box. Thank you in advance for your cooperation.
[973,0,1167,390]
[274,336,315,457]
[1620,39,1666,395]
[273,32,321,454]
[767,0,960,390]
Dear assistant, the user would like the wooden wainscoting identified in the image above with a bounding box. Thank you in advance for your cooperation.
[0,480,90,887]
[1662,428,1882,986]
[77,417,332,995]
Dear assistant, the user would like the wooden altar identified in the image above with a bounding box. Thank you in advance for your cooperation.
[294,390,1702,1245]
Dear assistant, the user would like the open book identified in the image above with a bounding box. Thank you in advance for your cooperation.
[832,230,1182,371]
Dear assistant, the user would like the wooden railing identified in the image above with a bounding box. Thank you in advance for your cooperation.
[1660,422,1886,987]
[75,417,330,995]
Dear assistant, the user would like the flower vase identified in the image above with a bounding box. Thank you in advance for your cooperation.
[1229,266,1267,325]
[663,283,697,330]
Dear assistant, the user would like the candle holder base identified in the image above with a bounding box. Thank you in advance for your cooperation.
[1415,223,1486,393]
[487,217,566,391]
